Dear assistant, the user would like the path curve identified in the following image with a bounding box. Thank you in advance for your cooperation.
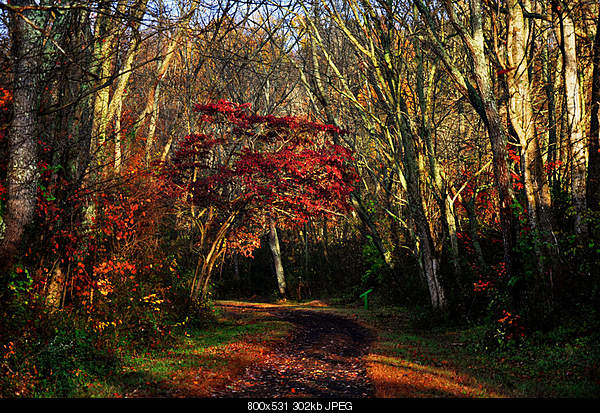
[212,303,375,398]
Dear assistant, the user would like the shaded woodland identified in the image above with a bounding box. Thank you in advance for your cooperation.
[0,0,599,397]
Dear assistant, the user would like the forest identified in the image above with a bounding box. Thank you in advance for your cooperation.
[0,0,599,399]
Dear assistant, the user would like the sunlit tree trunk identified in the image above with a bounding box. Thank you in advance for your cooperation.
[442,0,517,279]
[297,0,449,308]
[91,1,124,163]
[190,211,236,302]
[554,1,587,234]
[414,35,460,278]
[268,219,287,299]
[105,0,148,172]
[114,99,123,172]
[505,0,556,271]
[291,13,396,273]
[587,10,600,212]
[542,22,559,191]
[400,117,447,310]
[141,3,197,166]
[45,264,66,313]
[38,3,96,310]
[415,0,517,279]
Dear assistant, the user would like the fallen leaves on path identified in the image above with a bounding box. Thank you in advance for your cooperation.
[211,304,374,398]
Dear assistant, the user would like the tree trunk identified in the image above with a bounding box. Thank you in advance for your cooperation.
[542,9,559,191]
[190,212,235,302]
[399,110,447,309]
[457,0,518,279]
[505,0,555,271]
[587,10,600,212]
[91,1,122,163]
[555,1,587,234]
[1,0,41,270]
[107,1,148,172]
[45,264,67,313]
[141,3,197,165]
[268,219,286,299]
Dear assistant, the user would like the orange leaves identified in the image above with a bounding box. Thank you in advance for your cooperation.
[496,310,526,341]
[92,259,137,296]
[0,87,12,111]
[93,260,137,278]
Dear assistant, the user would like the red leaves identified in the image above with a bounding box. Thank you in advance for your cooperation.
[496,310,526,341]
[0,87,12,114]
[507,148,521,165]
[496,67,516,76]
[193,100,347,136]
[544,160,563,174]
[162,100,357,256]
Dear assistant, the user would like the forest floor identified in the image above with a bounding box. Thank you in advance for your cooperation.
[86,300,598,398]
[208,301,505,398]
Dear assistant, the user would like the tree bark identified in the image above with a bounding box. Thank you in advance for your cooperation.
[416,0,518,279]
[443,0,518,279]
[554,1,587,234]
[141,3,197,165]
[1,0,41,271]
[91,1,123,163]
[587,10,600,212]
[505,0,556,271]
[268,219,287,299]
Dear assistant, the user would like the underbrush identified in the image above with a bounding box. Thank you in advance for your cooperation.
[0,298,292,398]
[462,317,600,397]
[355,303,600,397]
[0,305,122,397]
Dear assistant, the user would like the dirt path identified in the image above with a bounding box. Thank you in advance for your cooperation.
[211,302,375,398]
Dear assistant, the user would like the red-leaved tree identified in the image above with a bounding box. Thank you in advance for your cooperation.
[160,100,358,301]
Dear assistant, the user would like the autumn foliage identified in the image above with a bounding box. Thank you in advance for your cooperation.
[159,100,358,300]
[166,101,356,225]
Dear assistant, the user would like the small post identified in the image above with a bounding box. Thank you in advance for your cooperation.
[359,289,373,310]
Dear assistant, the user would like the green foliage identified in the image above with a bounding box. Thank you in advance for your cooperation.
[360,236,386,288]
[0,308,119,398]
[180,297,219,329]
[407,304,453,330]
[33,326,119,397]
[3,264,33,296]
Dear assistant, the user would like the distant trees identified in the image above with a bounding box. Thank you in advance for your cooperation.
[284,0,600,314]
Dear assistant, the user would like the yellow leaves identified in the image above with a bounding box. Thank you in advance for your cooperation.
[169,258,178,273]
[96,278,113,296]
[357,83,376,108]
[93,319,122,333]
[142,293,164,312]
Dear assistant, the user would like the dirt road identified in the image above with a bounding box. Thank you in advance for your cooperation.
[211,302,375,398]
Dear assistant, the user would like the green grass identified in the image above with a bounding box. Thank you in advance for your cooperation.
[82,316,293,397]
[4,306,293,398]
[339,304,600,397]
[6,300,597,398]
